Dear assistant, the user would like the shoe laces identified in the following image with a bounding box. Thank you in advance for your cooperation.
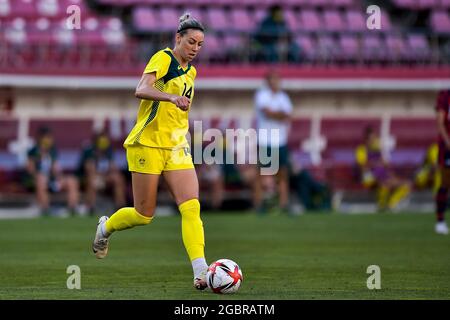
[96,238,108,249]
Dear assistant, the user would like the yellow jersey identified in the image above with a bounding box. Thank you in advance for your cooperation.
[124,47,196,150]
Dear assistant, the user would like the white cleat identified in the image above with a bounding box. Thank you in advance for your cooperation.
[92,216,110,258]
[193,270,208,291]
[435,221,449,235]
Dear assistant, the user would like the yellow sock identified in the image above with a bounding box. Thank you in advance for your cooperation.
[179,199,205,261]
[433,170,441,195]
[105,207,153,234]
[388,184,411,209]
[377,185,389,210]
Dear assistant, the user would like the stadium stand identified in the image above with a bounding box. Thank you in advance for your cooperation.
[1,0,450,73]
[0,0,449,214]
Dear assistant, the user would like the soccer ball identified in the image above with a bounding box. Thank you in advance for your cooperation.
[206,259,243,294]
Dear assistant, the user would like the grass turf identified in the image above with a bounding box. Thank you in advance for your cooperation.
[0,212,449,300]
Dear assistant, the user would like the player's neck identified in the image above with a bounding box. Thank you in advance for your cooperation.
[171,48,188,69]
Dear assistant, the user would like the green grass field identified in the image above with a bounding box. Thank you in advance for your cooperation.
[0,212,449,300]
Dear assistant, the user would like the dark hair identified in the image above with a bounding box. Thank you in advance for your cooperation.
[364,126,375,139]
[265,69,280,81]
[38,126,51,136]
[177,13,205,35]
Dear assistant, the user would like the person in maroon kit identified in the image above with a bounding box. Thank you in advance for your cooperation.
[435,89,450,235]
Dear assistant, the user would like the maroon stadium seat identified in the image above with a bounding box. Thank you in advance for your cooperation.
[390,117,437,149]
[29,118,94,149]
[321,117,381,151]
[287,117,311,151]
[0,118,18,150]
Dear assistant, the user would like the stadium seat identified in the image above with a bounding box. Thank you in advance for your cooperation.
[294,34,317,63]
[29,119,94,149]
[0,0,446,69]
[159,7,181,32]
[406,33,432,62]
[283,9,301,32]
[390,117,437,149]
[322,10,345,32]
[316,34,340,63]
[299,9,322,32]
[418,0,440,9]
[205,8,229,33]
[198,33,223,62]
[0,118,18,150]
[9,0,36,19]
[321,117,382,149]
[345,10,367,33]
[331,0,354,8]
[361,34,386,63]
[0,0,11,18]
[287,117,311,151]
[229,8,255,33]
[430,11,450,34]
[132,6,159,32]
[385,34,409,63]
[339,34,360,63]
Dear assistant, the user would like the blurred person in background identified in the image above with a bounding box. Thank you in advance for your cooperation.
[25,126,79,216]
[355,126,411,212]
[91,13,210,290]
[434,89,450,235]
[414,142,439,194]
[290,161,332,212]
[194,131,225,211]
[254,69,293,214]
[196,132,260,211]
[77,131,126,216]
[253,5,300,63]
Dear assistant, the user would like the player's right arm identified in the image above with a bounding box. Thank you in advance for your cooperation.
[436,90,450,149]
[437,109,450,149]
[135,73,190,110]
[134,50,190,111]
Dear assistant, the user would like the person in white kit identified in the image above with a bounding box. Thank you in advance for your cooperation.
[254,69,293,214]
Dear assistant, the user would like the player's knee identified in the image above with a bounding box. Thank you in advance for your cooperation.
[179,199,201,218]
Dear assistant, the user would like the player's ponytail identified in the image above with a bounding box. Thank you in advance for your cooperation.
[177,12,205,35]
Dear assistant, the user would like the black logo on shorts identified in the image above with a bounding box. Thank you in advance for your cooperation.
[139,158,146,166]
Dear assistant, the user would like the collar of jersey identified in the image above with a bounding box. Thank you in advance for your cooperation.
[164,48,190,73]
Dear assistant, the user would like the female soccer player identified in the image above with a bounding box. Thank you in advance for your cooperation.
[92,13,208,289]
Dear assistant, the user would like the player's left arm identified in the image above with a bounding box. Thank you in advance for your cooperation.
[263,93,293,121]
[50,149,63,178]
[257,91,292,121]
[262,108,290,120]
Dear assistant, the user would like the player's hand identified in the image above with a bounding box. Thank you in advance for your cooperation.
[170,95,190,111]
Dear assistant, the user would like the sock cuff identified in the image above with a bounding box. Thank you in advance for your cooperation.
[134,208,153,222]
[178,198,200,212]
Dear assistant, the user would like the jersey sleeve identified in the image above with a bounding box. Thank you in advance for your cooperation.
[283,93,293,114]
[143,50,171,80]
[435,90,449,113]
[254,90,268,110]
